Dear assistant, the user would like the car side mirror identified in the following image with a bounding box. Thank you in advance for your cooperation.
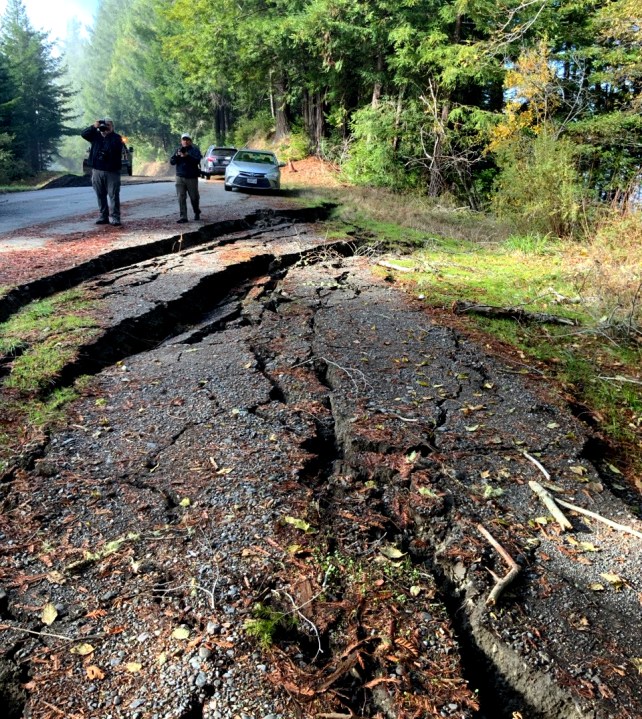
[278,161,286,167]
[129,147,134,152]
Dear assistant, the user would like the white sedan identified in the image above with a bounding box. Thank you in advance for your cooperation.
[224,149,285,192]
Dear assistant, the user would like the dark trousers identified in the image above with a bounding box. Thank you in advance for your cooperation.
[92,169,121,222]
[176,176,200,219]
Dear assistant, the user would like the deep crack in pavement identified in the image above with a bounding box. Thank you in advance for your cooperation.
[0,215,641,719]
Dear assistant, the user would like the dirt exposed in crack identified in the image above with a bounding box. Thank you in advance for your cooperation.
[0,218,641,719]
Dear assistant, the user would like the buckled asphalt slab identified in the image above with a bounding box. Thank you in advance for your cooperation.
[0,239,640,719]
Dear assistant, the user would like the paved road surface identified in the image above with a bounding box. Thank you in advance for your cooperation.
[0,176,257,236]
[0,176,278,257]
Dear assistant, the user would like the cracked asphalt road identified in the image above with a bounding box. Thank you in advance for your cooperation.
[0,213,641,719]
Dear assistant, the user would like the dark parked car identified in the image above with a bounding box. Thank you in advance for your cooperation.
[83,139,134,176]
[200,146,237,179]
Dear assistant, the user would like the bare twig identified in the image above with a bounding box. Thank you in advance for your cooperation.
[0,624,103,642]
[529,480,573,531]
[279,589,324,661]
[373,408,420,423]
[41,700,84,719]
[555,499,642,541]
[523,451,551,481]
[153,577,219,610]
[477,524,521,606]
[291,356,370,394]
[598,375,642,386]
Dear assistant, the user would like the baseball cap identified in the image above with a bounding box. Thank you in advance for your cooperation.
[181,133,191,140]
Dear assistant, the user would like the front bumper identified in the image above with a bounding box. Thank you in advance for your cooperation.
[226,172,280,190]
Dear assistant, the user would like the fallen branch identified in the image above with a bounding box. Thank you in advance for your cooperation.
[528,480,573,531]
[452,300,577,326]
[377,260,414,273]
[555,498,642,541]
[524,452,642,540]
[315,652,360,692]
[477,524,521,606]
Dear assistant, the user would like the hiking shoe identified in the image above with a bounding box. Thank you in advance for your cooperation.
[194,213,201,221]
[95,219,109,225]
[177,218,188,224]
[111,221,122,226]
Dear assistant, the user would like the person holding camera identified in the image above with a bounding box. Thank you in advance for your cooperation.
[170,133,202,223]
[81,118,124,226]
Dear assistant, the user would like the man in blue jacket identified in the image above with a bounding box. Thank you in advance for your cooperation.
[81,118,123,226]
[170,133,202,223]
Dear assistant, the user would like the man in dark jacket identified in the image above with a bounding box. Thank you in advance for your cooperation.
[170,133,202,223]
[81,118,123,226]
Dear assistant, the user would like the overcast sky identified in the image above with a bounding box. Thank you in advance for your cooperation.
[0,0,97,42]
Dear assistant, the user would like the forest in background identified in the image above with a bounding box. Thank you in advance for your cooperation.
[1,0,641,236]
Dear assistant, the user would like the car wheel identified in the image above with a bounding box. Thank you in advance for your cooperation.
[206,174,211,180]
[224,183,231,192]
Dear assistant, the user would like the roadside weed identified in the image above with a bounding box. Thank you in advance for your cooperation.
[27,387,79,426]
[0,290,99,470]
[6,340,78,391]
[502,233,560,255]
[0,290,100,392]
[245,603,296,648]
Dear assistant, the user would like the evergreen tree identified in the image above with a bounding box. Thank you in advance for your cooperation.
[80,0,130,123]
[0,49,16,182]
[73,0,641,212]
[57,18,90,173]
[0,0,73,175]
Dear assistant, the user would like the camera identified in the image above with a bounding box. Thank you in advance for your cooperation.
[97,119,109,131]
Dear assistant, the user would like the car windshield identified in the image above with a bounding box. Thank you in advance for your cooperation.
[214,148,236,157]
[235,152,276,165]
